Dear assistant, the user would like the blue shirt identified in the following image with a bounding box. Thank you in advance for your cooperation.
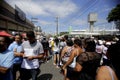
[0,50,14,80]
[0,49,14,68]
[0,49,14,80]
[8,41,23,64]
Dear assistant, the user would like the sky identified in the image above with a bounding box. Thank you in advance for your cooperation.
[5,0,120,34]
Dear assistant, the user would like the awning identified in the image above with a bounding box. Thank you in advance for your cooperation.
[0,31,12,37]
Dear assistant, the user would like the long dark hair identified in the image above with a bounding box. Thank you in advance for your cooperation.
[84,38,96,52]
[54,38,59,46]
[74,39,82,47]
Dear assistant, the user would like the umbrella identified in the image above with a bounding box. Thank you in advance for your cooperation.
[0,31,12,37]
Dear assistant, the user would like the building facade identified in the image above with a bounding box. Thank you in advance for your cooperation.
[70,29,119,37]
[0,0,35,33]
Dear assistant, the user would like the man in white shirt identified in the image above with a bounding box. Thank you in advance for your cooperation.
[21,31,44,80]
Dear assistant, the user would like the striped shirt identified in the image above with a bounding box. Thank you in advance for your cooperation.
[0,49,14,68]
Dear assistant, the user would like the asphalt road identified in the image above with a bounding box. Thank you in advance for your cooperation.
[37,58,64,80]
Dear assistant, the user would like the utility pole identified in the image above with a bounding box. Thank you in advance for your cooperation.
[56,16,59,35]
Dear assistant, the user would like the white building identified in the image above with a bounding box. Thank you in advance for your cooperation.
[70,29,119,37]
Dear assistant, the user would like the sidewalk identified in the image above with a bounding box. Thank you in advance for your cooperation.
[37,58,64,80]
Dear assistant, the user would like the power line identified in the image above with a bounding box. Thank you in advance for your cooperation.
[63,0,94,24]
[63,0,99,26]
[71,0,94,18]
[95,22,110,26]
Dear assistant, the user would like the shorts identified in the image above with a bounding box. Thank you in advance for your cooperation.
[53,51,60,54]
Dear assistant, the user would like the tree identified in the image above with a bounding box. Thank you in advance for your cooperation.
[107,4,120,31]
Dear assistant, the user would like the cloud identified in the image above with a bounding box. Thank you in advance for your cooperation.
[38,20,54,26]
[99,18,107,22]
[5,0,78,18]
[98,8,111,14]
[4,0,116,33]
[94,19,113,30]
[72,19,87,26]
[42,0,78,17]
[5,0,49,16]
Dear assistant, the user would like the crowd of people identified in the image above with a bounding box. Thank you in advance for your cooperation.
[0,30,120,80]
[60,36,120,80]
[0,31,44,80]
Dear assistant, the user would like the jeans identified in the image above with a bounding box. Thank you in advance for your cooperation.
[21,68,40,80]
[0,68,13,80]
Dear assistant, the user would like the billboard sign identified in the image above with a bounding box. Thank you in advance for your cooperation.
[15,5,26,22]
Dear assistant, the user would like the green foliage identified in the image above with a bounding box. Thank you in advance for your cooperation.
[59,32,69,36]
[107,4,120,31]
[107,4,120,22]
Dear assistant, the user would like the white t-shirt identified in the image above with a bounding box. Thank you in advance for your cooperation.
[102,46,108,59]
[53,43,60,52]
[21,41,44,69]
[96,45,104,54]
